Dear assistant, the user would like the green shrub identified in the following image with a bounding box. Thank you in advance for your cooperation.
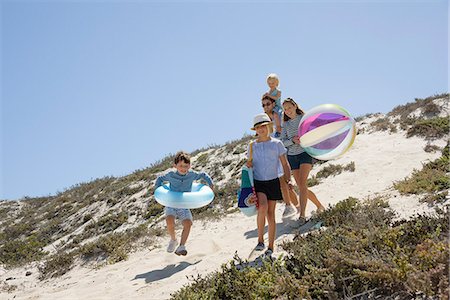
[148,154,175,174]
[309,162,354,187]
[406,117,449,139]
[221,160,232,167]
[195,153,209,167]
[389,93,448,119]
[1,222,33,241]
[208,162,225,182]
[424,144,441,153]
[193,181,240,220]
[394,167,449,195]
[0,235,47,268]
[82,211,129,239]
[38,251,75,280]
[173,198,449,299]
[172,258,306,300]
[307,175,320,187]
[316,164,343,178]
[355,113,376,122]
[371,117,397,133]
[143,201,164,220]
[80,233,130,264]
[394,143,449,202]
[80,224,162,265]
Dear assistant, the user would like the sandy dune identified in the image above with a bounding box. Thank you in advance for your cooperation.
[1,130,447,300]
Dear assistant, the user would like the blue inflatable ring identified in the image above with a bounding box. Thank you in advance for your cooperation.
[154,183,214,209]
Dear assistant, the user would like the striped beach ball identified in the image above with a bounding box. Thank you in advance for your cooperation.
[298,104,356,160]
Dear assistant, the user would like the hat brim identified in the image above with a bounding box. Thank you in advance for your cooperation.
[251,121,273,130]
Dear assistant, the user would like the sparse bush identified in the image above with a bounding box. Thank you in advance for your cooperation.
[422,102,441,116]
[389,93,449,119]
[80,224,162,265]
[406,117,449,139]
[315,162,355,179]
[143,201,164,220]
[424,144,441,153]
[355,113,377,122]
[316,164,344,178]
[208,162,225,182]
[172,258,303,300]
[116,185,143,198]
[0,235,47,268]
[83,213,93,223]
[195,153,209,167]
[80,233,130,264]
[371,117,398,133]
[394,143,449,202]
[1,283,17,293]
[232,146,246,155]
[148,154,175,174]
[193,181,240,220]
[173,198,449,299]
[307,175,320,187]
[38,251,75,280]
[344,161,355,172]
[82,211,128,239]
[221,160,232,167]
[421,191,448,205]
[2,222,33,241]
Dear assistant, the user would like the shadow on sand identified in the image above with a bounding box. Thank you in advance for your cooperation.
[243,217,298,240]
[133,260,202,283]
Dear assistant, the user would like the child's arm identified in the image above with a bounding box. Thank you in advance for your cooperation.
[279,154,292,185]
[246,142,253,168]
[154,173,169,188]
[280,126,294,148]
[192,171,214,188]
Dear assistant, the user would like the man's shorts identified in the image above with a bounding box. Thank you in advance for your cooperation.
[254,178,282,201]
[165,207,193,221]
[287,152,313,170]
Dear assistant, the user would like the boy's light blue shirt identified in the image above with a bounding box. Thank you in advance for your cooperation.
[155,170,213,192]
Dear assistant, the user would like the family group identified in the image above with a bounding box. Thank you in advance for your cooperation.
[154,74,324,257]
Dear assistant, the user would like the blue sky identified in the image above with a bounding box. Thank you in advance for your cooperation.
[1,0,448,200]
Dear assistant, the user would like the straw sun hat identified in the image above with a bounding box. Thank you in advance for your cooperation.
[251,113,273,130]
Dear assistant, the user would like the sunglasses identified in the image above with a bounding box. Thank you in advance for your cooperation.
[262,103,272,108]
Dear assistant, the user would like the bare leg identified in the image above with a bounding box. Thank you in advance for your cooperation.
[308,190,325,211]
[279,178,291,206]
[266,200,277,250]
[166,216,176,240]
[289,188,299,207]
[179,219,192,246]
[293,164,324,218]
[256,192,268,244]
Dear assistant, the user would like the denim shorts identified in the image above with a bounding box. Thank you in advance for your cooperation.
[287,152,313,170]
[165,207,193,221]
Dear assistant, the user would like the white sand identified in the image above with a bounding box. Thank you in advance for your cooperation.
[1,129,448,300]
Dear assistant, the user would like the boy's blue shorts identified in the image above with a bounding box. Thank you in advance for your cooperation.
[165,207,193,221]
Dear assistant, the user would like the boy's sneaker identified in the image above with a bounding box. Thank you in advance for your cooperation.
[282,205,296,218]
[255,242,265,251]
[167,239,177,253]
[175,245,187,256]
